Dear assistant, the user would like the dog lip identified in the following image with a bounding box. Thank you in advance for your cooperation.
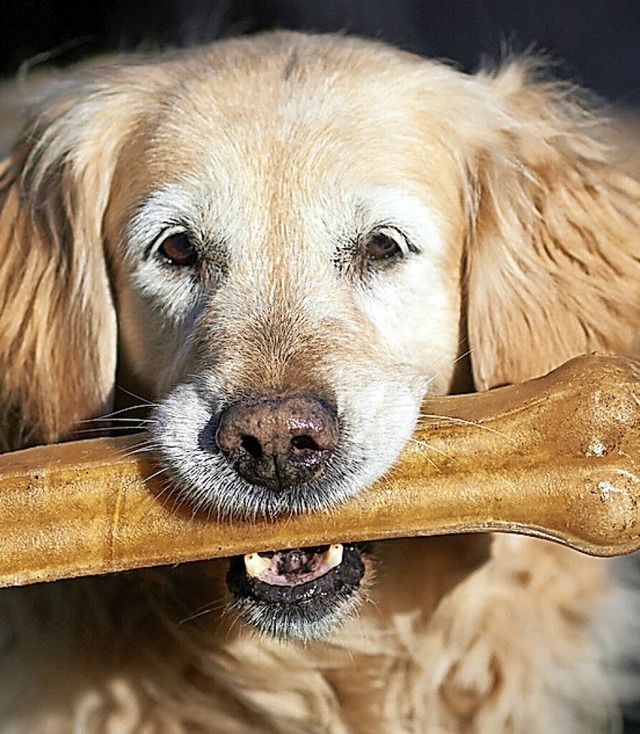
[227,544,366,607]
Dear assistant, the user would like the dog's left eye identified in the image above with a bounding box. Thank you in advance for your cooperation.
[364,228,407,262]
[158,233,198,267]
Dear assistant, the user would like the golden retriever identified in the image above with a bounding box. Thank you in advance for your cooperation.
[0,31,639,733]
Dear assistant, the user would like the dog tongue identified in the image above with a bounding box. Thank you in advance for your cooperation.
[244,545,344,587]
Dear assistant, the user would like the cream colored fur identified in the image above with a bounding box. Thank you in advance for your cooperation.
[0,32,639,733]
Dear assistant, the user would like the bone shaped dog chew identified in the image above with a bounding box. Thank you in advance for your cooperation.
[1,354,639,588]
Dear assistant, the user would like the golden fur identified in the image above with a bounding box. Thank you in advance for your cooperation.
[0,32,639,732]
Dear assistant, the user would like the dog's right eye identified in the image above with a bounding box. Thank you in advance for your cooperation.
[362,226,412,264]
[158,233,198,267]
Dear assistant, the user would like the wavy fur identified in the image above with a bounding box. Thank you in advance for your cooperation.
[0,33,639,733]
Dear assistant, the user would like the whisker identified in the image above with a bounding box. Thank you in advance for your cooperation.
[71,426,148,437]
[407,437,459,464]
[118,438,162,458]
[423,348,473,391]
[405,438,448,470]
[145,486,179,518]
[120,444,159,459]
[76,405,158,424]
[120,475,184,528]
[224,606,245,641]
[179,596,229,625]
[425,342,471,372]
[417,413,513,442]
[79,417,155,424]
[142,466,169,482]
[115,385,158,406]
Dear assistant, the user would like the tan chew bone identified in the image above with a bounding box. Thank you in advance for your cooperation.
[1,354,639,588]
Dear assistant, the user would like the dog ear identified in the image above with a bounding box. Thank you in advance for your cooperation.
[0,75,144,449]
[464,61,640,390]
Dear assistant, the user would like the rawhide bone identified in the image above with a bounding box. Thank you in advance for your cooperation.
[1,353,639,589]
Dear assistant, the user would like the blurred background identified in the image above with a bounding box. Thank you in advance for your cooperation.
[1,0,639,729]
[2,0,639,108]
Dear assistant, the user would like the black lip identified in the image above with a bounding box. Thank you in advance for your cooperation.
[227,544,365,604]
[226,544,368,640]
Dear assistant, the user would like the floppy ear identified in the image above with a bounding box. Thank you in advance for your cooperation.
[465,61,640,390]
[0,75,145,450]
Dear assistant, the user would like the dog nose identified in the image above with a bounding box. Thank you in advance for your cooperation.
[215,393,339,490]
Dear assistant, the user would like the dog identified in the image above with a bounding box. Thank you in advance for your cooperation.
[0,31,639,733]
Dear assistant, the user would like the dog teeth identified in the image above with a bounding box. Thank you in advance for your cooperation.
[322,544,344,570]
[244,552,272,578]
[244,545,344,580]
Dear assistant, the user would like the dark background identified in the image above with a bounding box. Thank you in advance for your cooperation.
[2,0,639,729]
[2,0,640,109]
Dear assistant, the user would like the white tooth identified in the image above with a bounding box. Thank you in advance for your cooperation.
[244,553,271,578]
[323,544,344,570]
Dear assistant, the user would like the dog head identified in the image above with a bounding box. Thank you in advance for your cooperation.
[1,33,639,638]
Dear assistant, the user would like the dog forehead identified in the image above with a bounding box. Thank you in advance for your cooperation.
[112,36,466,264]
[142,102,423,194]
[128,37,445,192]
[129,105,438,245]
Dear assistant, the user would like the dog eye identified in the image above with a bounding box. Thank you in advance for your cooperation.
[364,228,406,262]
[158,233,198,266]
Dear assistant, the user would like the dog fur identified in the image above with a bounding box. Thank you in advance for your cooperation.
[1,31,640,733]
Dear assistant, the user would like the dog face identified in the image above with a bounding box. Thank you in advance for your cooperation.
[105,46,464,523]
[104,43,467,639]
[2,33,639,640]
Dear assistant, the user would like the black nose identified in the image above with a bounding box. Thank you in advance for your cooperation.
[215,393,339,490]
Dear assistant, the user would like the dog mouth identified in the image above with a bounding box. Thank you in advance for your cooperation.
[226,543,368,641]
